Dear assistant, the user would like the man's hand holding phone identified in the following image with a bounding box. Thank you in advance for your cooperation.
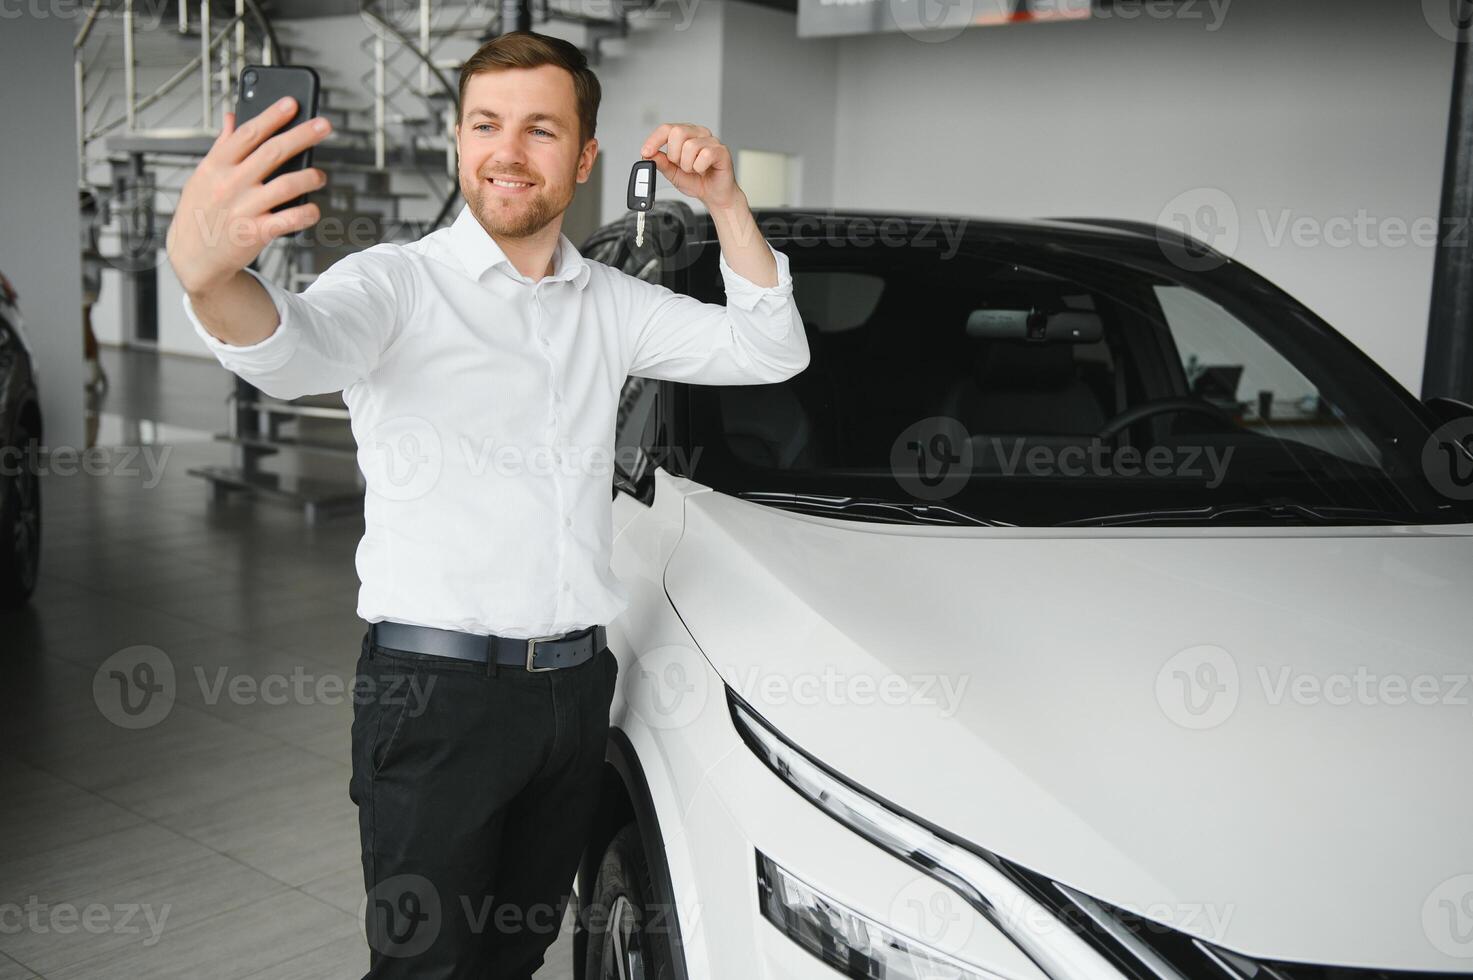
[168,96,330,292]
[166,96,332,345]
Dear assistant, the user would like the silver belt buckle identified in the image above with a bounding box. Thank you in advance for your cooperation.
[525,632,567,672]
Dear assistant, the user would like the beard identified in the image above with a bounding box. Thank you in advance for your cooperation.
[462,172,570,240]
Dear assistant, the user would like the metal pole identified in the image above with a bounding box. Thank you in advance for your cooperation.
[123,0,136,131]
[75,58,85,185]
[218,27,230,104]
[501,0,530,34]
[1425,25,1473,402]
[375,34,386,170]
[420,0,431,95]
[445,104,455,179]
[72,0,107,50]
[201,0,212,127]
[113,155,159,348]
[235,0,246,82]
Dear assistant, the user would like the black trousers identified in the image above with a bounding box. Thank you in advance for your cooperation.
[349,627,618,979]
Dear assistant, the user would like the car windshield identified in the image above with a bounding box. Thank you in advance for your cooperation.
[678,225,1473,527]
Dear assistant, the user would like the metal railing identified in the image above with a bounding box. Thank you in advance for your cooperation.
[356,0,477,170]
[74,0,282,185]
[71,0,647,258]
[358,0,484,229]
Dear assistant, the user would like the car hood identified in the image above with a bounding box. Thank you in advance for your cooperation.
[665,490,1473,973]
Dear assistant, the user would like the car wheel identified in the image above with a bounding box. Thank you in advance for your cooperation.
[583,822,678,980]
[0,421,40,608]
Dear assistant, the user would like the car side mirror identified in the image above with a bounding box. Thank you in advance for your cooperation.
[612,447,655,505]
[1423,396,1473,425]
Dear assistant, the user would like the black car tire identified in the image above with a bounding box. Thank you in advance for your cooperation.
[583,822,678,980]
[0,421,40,608]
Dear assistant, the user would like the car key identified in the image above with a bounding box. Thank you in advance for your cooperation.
[627,159,655,247]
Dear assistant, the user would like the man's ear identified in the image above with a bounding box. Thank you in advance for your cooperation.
[577,137,598,184]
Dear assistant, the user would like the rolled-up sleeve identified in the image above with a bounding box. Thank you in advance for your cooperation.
[623,240,809,385]
[183,243,411,401]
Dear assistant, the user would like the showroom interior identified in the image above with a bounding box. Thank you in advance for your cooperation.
[1,0,1472,977]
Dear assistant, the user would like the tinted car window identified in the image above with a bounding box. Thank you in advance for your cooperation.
[677,233,1472,527]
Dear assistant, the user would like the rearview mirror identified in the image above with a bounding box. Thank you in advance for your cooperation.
[965,308,1103,343]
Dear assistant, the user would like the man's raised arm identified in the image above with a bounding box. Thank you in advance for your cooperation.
[621,122,810,385]
[620,232,809,385]
[166,96,409,400]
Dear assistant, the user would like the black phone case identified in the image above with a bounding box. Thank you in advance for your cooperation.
[234,64,321,214]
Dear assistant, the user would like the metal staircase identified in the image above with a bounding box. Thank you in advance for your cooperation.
[77,0,644,521]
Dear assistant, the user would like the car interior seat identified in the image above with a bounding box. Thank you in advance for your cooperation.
[940,341,1107,434]
[938,339,1108,473]
[718,382,821,470]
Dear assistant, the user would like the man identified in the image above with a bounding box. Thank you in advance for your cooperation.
[165,29,808,980]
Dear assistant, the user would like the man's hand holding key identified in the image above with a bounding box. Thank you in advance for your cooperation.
[165,96,334,347]
[636,122,778,288]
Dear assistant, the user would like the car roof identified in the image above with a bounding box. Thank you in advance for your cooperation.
[676,206,1198,257]
[590,205,1230,278]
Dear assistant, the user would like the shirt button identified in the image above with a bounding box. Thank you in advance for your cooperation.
[564,517,572,527]
[562,582,571,592]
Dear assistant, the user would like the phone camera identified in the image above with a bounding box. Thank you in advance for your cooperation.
[242,69,258,86]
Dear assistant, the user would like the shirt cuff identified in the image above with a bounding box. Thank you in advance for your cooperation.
[183,266,301,372]
[719,240,793,313]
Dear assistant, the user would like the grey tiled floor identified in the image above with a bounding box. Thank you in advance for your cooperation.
[0,346,577,979]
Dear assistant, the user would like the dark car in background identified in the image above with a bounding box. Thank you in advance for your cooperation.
[0,270,43,607]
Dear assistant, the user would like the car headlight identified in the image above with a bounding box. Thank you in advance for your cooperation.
[728,687,1124,980]
[756,849,1005,980]
[730,687,1406,980]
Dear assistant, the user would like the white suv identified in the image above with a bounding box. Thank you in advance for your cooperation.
[570,206,1473,980]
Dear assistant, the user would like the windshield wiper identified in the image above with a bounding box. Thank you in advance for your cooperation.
[736,491,1014,527]
[1058,500,1438,527]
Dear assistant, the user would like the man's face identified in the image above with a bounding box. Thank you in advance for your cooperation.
[455,65,597,241]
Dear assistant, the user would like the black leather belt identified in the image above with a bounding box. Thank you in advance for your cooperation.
[369,620,606,672]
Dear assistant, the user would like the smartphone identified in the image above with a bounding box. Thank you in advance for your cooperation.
[233,64,321,214]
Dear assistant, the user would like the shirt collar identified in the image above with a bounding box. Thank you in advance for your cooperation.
[447,202,591,291]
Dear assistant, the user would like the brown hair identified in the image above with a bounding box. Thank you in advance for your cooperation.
[457,31,601,148]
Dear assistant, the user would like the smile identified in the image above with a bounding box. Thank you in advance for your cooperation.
[488,178,534,191]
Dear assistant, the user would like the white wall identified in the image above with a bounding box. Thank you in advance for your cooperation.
[720,0,840,208]
[594,0,839,220]
[829,0,1455,394]
[594,6,727,225]
[0,17,86,450]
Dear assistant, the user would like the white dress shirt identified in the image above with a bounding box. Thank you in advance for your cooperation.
[183,203,809,639]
